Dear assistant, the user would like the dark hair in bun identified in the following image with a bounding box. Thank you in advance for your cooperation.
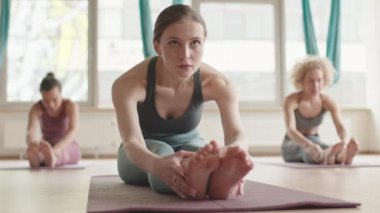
[40,72,62,92]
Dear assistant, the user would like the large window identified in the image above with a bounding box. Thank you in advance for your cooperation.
[193,0,281,105]
[0,0,370,108]
[97,0,182,107]
[3,0,89,104]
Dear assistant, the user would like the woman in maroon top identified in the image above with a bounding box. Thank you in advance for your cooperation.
[26,73,81,168]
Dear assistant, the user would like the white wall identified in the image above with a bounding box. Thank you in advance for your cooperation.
[0,109,121,158]
[0,107,373,158]
[365,0,380,152]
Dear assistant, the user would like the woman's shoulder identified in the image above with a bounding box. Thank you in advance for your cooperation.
[62,99,79,114]
[199,62,222,76]
[114,59,151,87]
[199,62,236,101]
[199,62,231,87]
[320,93,334,102]
[112,58,151,102]
[321,93,338,111]
[283,92,299,109]
[285,92,300,103]
[63,99,78,108]
[120,58,151,79]
[30,101,43,115]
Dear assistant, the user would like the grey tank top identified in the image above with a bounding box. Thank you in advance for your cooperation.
[294,108,326,130]
[137,57,204,134]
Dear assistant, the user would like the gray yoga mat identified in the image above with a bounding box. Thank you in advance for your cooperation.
[255,157,380,169]
[87,175,360,213]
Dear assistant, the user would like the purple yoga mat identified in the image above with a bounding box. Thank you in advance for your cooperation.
[87,175,360,213]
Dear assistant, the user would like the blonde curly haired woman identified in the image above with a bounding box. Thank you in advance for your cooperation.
[282,56,359,165]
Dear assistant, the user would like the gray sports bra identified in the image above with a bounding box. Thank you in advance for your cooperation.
[294,92,327,130]
[137,57,204,134]
[294,108,326,130]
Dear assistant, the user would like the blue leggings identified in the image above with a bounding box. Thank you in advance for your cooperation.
[281,134,329,164]
[117,129,206,194]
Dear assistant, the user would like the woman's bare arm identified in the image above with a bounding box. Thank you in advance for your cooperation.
[210,74,246,149]
[324,95,350,144]
[26,104,41,144]
[112,72,157,172]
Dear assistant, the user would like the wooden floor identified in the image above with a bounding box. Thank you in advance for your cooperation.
[0,156,379,213]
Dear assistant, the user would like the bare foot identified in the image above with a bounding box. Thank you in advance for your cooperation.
[27,143,41,168]
[335,144,346,165]
[181,141,221,199]
[39,141,56,168]
[208,146,253,200]
[195,140,220,157]
[323,143,343,165]
[345,138,359,165]
[182,151,220,199]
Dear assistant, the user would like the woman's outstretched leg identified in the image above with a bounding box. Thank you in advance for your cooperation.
[55,142,81,166]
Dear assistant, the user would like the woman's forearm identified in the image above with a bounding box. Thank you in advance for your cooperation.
[123,141,158,173]
[287,128,314,148]
[26,131,38,144]
[225,131,248,150]
[337,128,350,144]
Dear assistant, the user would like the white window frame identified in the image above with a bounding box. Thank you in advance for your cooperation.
[192,0,286,108]
[0,0,371,109]
[0,0,97,108]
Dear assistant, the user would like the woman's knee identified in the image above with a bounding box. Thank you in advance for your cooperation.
[148,174,173,194]
[118,164,148,184]
[180,140,206,152]
[56,143,81,165]
[67,143,81,163]
[117,155,131,182]
[282,152,303,162]
[117,140,174,185]
[281,144,301,162]
[301,152,319,164]
[117,145,148,184]
[146,140,174,156]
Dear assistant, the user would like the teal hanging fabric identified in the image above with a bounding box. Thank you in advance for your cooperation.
[139,0,156,58]
[326,0,341,83]
[302,0,319,55]
[172,0,184,4]
[301,0,341,84]
[0,0,11,69]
